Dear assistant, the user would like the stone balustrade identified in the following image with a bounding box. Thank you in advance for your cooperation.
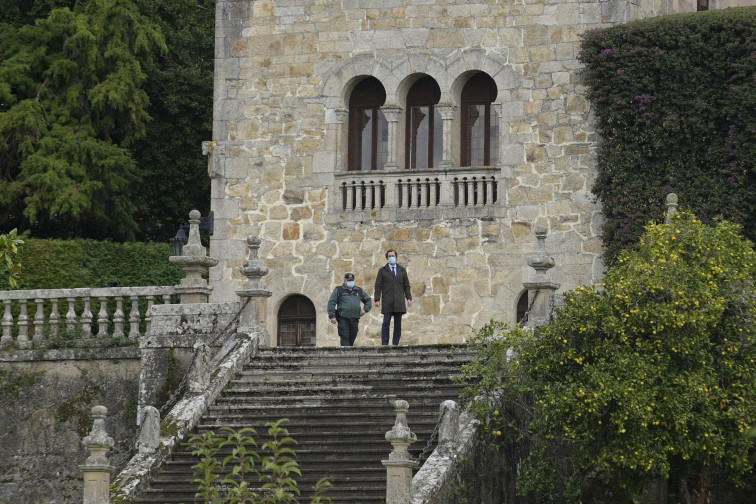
[333,167,502,222]
[0,286,177,348]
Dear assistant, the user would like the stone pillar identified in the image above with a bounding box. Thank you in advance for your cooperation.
[436,102,456,170]
[1,300,12,347]
[436,400,460,456]
[236,236,272,334]
[80,405,114,504]
[334,108,349,172]
[137,406,160,454]
[382,399,419,504]
[665,193,678,223]
[493,103,503,168]
[523,227,560,328]
[169,210,219,304]
[381,105,403,171]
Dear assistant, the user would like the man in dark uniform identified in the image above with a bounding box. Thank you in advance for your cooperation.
[374,249,412,345]
[327,272,372,347]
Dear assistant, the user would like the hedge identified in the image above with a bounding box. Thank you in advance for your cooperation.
[579,7,756,264]
[8,239,183,290]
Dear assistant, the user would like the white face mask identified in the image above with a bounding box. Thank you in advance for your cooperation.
[388,257,396,265]
[346,281,355,288]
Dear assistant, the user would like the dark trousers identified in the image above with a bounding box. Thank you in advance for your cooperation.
[381,312,403,346]
[337,317,360,346]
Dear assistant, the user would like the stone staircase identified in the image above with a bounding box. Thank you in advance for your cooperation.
[133,344,475,503]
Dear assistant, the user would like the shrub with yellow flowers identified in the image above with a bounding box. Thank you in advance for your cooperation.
[462,211,756,503]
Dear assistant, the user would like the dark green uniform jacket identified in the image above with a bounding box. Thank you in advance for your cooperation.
[327,285,372,320]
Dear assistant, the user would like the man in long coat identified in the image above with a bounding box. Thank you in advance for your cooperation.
[374,249,412,345]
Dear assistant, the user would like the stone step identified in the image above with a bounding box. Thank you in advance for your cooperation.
[218,384,466,399]
[132,345,476,503]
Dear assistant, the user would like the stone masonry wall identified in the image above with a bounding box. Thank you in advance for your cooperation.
[0,349,140,504]
[205,1,716,346]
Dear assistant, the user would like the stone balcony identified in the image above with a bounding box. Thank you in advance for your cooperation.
[327,166,507,223]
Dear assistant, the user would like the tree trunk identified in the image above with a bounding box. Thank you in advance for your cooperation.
[693,468,709,504]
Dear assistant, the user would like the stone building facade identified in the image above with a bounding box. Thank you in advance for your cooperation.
[206,0,755,346]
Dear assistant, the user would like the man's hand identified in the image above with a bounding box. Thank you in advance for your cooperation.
[360,309,366,317]
[407,299,412,307]
[330,318,337,324]
[375,301,381,308]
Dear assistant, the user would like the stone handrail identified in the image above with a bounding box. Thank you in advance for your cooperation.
[410,404,479,504]
[336,166,499,212]
[0,286,177,348]
[110,330,261,503]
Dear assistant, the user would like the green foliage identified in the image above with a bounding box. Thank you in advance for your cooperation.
[0,0,166,240]
[578,8,756,264]
[5,238,182,290]
[464,212,756,502]
[0,229,24,287]
[129,0,213,242]
[188,420,332,504]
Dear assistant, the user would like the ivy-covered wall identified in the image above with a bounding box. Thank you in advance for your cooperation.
[579,7,756,264]
[0,349,140,504]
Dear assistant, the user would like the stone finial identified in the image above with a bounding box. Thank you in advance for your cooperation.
[527,227,555,284]
[81,405,114,504]
[665,193,678,223]
[237,236,273,332]
[239,236,270,293]
[169,210,219,303]
[382,399,419,504]
[523,227,560,328]
[137,406,160,454]
[82,406,115,461]
[182,210,208,258]
[384,399,417,457]
[436,400,459,456]
[188,343,211,394]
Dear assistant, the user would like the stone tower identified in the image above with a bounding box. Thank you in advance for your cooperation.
[205,0,751,346]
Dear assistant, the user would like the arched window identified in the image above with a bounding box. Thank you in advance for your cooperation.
[348,77,388,171]
[277,295,316,346]
[461,73,499,167]
[405,76,442,170]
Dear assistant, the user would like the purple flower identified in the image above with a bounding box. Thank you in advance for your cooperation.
[617,69,625,75]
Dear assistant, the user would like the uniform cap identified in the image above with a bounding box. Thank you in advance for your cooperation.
[344,273,355,281]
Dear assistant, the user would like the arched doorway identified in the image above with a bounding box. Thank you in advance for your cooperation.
[277,295,316,346]
[516,291,529,325]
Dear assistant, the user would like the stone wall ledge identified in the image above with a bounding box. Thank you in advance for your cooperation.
[0,285,176,301]
[0,346,141,362]
[325,206,508,224]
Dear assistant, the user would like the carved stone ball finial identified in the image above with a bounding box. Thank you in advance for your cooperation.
[666,193,679,223]
[169,210,218,303]
[527,227,555,283]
